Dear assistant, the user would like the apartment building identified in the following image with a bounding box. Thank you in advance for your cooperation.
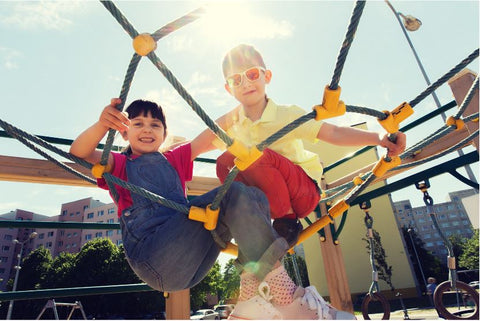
[0,197,118,291]
[0,209,50,291]
[392,189,477,260]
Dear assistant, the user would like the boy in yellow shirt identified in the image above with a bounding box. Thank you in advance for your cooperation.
[195,44,405,319]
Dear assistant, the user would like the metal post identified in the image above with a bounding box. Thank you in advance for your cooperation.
[6,243,24,320]
[385,0,478,186]
[6,231,37,320]
[407,229,429,299]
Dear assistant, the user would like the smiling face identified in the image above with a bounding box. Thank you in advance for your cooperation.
[123,100,167,156]
[126,113,166,155]
[223,44,271,109]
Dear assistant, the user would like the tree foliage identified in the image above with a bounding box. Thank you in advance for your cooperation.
[362,229,394,291]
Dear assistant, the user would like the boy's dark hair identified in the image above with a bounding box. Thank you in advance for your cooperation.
[222,44,266,77]
[126,99,167,134]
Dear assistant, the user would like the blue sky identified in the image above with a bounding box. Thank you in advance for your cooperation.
[0,0,478,216]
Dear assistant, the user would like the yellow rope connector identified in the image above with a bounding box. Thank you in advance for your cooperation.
[227,140,263,171]
[221,242,238,257]
[372,156,401,177]
[188,204,219,230]
[133,33,157,56]
[328,199,349,219]
[353,175,364,186]
[446,116,465,131]
[91,163,112,178]
[313,85,346,121]
[378,102,414,133]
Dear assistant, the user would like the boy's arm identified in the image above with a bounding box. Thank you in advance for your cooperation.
[316,122,406,157]
[70,98,129,167]
[189,106,240,161]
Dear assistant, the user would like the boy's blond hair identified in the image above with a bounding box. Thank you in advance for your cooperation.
[222,44,266,77]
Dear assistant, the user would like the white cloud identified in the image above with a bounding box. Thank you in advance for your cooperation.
[0,47,21,70]
[1,1,82,30]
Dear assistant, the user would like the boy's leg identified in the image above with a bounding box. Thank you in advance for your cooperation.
[216,149,320,219]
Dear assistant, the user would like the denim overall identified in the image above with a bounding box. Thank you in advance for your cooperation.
[120,152,289,292]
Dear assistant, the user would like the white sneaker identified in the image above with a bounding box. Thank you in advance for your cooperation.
[228,281,283,320]
[274,285,356,320]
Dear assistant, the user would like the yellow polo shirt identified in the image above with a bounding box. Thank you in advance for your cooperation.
[213,99,324,186]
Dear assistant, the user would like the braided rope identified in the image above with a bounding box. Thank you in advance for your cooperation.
[101,1,139,39]
[346,105,387,119]
[329,0,366,90]
[151,7,206,41]
[454,76,479,119]
[410,49,479,108]
[0,119,96,185]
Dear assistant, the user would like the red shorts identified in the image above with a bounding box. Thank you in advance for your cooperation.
[216,149,321,219]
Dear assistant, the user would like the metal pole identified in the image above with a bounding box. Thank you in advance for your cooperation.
[408,230,428,293]
[6,242,24,320]
[385,0,478,187]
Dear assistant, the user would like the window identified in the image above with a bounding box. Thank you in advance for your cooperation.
[83,205,89,211]
[73,232,78,237]
[67,233,71,238]
[85,234,92,240]
[76,211,81,216]
[106,230,113,237]
[47,232,54,237]
[95,232,103,238]
[116,240,123,246]
[2,246,10,252]
[0,257,8,263]
[46,242,52,248]
[0,268,5,274]
[39,233,45,239]
[62,210,67,216]
[70,212,74,217]
[421,225,429,231]
[424,233,431,239]
[87,212,94,219]
[98,210,104,217]
[58,241,63,247]
[108,208,116,214]
[426,242,434,247]
[60,230,65,236]
[107,219,114,224]
[3,235,12,241]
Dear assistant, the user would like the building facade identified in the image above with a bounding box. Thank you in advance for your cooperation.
[392,189,477,260]
[0,198,119,291]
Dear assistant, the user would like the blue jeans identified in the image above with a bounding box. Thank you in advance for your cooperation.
[121,176,288,292]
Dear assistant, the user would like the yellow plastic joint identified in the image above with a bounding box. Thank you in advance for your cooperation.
[446,116,464,131]
[188,204,219,230]
[378,102,414,133]
[328,200,349,219]
[228,140,264,171]
[313,85,346,121]
[132,33,157,56]
[221,242,238,257]
[372,156,401,177]
[91,163,112,178]
[353,175,364,186]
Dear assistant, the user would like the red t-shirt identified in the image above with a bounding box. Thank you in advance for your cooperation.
[97,143,193,217]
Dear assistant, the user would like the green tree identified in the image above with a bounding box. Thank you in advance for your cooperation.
[16,246,52,290]
[221,259,240,302]
[5,247,53,319]
[191,262,222,311]
[458,228,479,270]
[363,229,394,291]
[42,251,76,288]
[283,253,310,287]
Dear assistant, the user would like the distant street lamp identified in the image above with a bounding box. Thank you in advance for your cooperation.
[385,0,478,186]
[6,231,38,320]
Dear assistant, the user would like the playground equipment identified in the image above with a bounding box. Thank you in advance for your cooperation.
[36,299,87,320]
[0,0,478,319]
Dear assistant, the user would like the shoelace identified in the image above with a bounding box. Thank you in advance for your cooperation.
[301,286,332,319]
[257,282,283,319]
